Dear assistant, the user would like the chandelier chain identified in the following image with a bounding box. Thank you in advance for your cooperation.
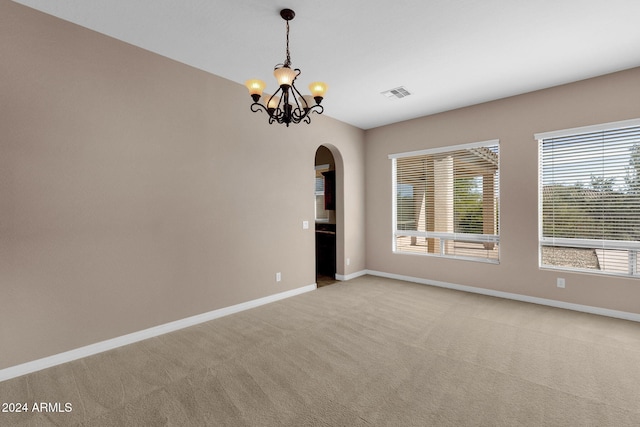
[284,20,291,68]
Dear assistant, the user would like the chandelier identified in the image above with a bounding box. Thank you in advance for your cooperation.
[245,9,327,126]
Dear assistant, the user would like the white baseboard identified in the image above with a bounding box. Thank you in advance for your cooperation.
[365,270,640,323]
[0,283,317,383]
[335,270,367,281]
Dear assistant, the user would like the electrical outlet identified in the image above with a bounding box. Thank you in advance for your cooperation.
[346,258,351,266]
[557,278,565,288]
[302,221,309,229]
[276,272,282,282]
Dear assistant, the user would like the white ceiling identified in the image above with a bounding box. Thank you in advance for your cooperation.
[12,0,640,130]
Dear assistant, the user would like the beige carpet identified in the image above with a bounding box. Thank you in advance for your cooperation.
[2,275,640,426]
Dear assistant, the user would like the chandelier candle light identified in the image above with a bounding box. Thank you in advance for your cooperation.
[245,8,327,126]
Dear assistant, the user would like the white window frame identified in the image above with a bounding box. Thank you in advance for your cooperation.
[389,140,500,263]
[315,164,330,222]
[536,118,640,277]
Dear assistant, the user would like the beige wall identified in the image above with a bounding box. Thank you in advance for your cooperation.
[365,67,640,315]
[0,2,365,369]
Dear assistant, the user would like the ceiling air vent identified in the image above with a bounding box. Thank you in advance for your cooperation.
[381,86,411,99]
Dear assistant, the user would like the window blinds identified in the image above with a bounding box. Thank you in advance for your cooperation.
[390,140,500,263]
[538,120,640,276]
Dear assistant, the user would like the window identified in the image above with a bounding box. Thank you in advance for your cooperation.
[537,119,640,277]
[390,140,500,263]
[315,164,330,222]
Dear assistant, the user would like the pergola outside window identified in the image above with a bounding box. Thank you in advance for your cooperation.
[390,140,500,263]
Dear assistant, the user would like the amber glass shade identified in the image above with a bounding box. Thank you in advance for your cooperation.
[274,67,297,87]
[309,82,328,98]
[245,79,266,97]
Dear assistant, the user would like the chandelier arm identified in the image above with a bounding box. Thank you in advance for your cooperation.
[290,108,306,123]
[289,74,306,106]
[265,90,278,109]
[250,102,268,113]
[271,95,284,124]
[290,102,309,123]
[307,104,324,115]
[289,104,306,123]
[288,72,309,123]
[264,86,285,120]
[300,96,310,110]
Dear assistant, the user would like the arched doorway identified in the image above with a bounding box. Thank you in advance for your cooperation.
[315,145,338,287]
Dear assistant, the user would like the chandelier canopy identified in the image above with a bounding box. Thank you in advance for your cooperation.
[245,9,327,127]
